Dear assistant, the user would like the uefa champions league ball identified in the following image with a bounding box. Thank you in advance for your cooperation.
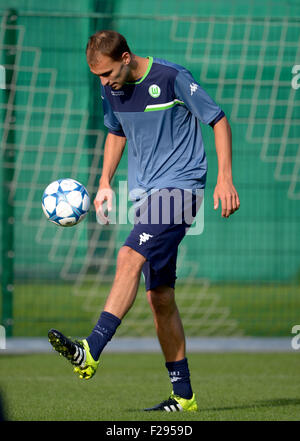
[42,178,90,227]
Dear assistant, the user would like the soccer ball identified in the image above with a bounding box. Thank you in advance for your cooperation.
[42,178,90,227]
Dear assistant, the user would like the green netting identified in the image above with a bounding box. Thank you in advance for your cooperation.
[0,0,299,337]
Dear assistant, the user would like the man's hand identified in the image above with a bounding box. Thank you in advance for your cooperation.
[212,116,239,218]
[213,179,240,218]
[94,186,114,225]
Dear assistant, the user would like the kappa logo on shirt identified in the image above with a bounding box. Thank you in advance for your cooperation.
[139,232,153,245]
[190,83,198,96]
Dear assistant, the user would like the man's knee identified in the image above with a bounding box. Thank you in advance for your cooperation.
[116,246,146,274]
[147,285,176,314]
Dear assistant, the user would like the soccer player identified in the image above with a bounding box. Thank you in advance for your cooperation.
[48,30,240,412]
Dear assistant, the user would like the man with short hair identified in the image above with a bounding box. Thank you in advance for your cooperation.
[48,30,240,412]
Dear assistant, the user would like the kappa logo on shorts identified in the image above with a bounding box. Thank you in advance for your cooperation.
[139,232,153,245]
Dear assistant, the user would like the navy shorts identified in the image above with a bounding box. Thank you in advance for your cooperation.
[124,188,202,291]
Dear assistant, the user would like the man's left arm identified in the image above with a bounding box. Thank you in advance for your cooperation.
[213,116,240,218]
[174,69,240,217]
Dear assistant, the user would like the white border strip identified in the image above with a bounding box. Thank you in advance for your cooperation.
[145,99,184,111]
[0,337,294,354]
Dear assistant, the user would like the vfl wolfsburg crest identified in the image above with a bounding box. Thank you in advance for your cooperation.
[149,84,161,98]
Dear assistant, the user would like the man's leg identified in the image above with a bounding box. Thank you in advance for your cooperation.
[48,245,146,377]
[144,284,196,410]
[103,246,146,318]
[146,285,185,362]
[85,245,146,360]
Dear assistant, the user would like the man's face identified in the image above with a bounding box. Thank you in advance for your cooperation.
[88,53,130,89]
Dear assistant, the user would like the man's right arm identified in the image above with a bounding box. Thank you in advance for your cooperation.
[94,132,126,224]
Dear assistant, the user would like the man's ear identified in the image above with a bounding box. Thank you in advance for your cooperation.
[122,52,131,65]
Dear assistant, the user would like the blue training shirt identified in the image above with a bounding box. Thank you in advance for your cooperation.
[101,56,224,195]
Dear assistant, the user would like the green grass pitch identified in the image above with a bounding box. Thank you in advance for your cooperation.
[0,352,300,421]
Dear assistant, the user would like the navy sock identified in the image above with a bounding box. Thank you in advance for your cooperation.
[86,311,121,361]
[165,358,193,399]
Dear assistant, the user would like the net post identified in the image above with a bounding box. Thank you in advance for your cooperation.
[1,9,18,337]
